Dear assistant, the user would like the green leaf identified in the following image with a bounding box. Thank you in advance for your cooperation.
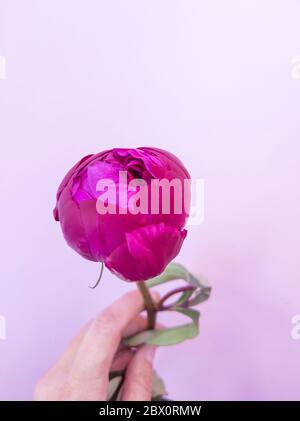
[125,308,200,346]
[188,287,211,306]
[107,376,123,401]
[116,385,124,401]
[146,262,211,306]
[145,262,187,288]
[173,289,194,306]
[152,370,167,399]
[126,262,211,347]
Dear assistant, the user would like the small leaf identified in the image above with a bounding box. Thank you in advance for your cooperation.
[116,385,124,401]
[124,329,153,346]
[146,262,187,287]
[174,289,194,306]
[125,308,200,346]
[188,286,211,306]
[128,262,212,347]
[152,370,167,399]
[107,376,122,401]
[146,262,211,307]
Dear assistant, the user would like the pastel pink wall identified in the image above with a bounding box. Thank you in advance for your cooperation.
[0,0,300,400]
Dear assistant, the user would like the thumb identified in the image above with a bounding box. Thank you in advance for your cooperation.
[121,345,156,401]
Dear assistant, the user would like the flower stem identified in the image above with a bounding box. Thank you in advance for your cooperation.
[158,285,194,309]
[137,281,157,330]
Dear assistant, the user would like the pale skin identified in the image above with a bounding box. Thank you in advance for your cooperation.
[34,290,159,401]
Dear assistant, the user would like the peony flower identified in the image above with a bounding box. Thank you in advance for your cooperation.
[54,147,190,282]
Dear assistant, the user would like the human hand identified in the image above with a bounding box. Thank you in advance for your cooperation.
[34,290,159,401]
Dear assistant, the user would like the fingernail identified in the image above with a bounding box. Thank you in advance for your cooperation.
[143,345,157,363]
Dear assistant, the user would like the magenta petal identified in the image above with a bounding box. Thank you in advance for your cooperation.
[86,161,121,198]
[126,223,187,271]
[57,188,92,260]
[54,146,190,281]
[105,223,187,281]
[55,154,93,206]
[78,199,105,262]
[110,148,165,179]
[98,212,148,258]
[139,147,190,180]
[54,150,111,218]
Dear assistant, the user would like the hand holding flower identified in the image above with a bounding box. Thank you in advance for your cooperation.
[35,291,160,401]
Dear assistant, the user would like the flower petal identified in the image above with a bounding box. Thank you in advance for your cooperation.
[56,188,93,260]
[105,223,187,281]
[78,199,105,261]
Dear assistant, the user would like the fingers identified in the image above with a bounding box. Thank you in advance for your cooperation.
[60,291,159,374]
[61,290,150,400]
[122,291,160,339]
[56,313,148,375]
[37,289,159,401]
[56,320,93,371]
[123,315,148,338]
[121,345,157,401]
[59,315,148,377]
[110,349,133,372]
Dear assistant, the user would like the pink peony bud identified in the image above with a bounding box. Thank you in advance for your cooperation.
[54,147,190,282]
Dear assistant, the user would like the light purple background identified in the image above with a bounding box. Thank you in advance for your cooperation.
[0,0,300,400]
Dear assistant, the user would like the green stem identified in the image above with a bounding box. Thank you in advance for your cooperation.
[137,281,157,330]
